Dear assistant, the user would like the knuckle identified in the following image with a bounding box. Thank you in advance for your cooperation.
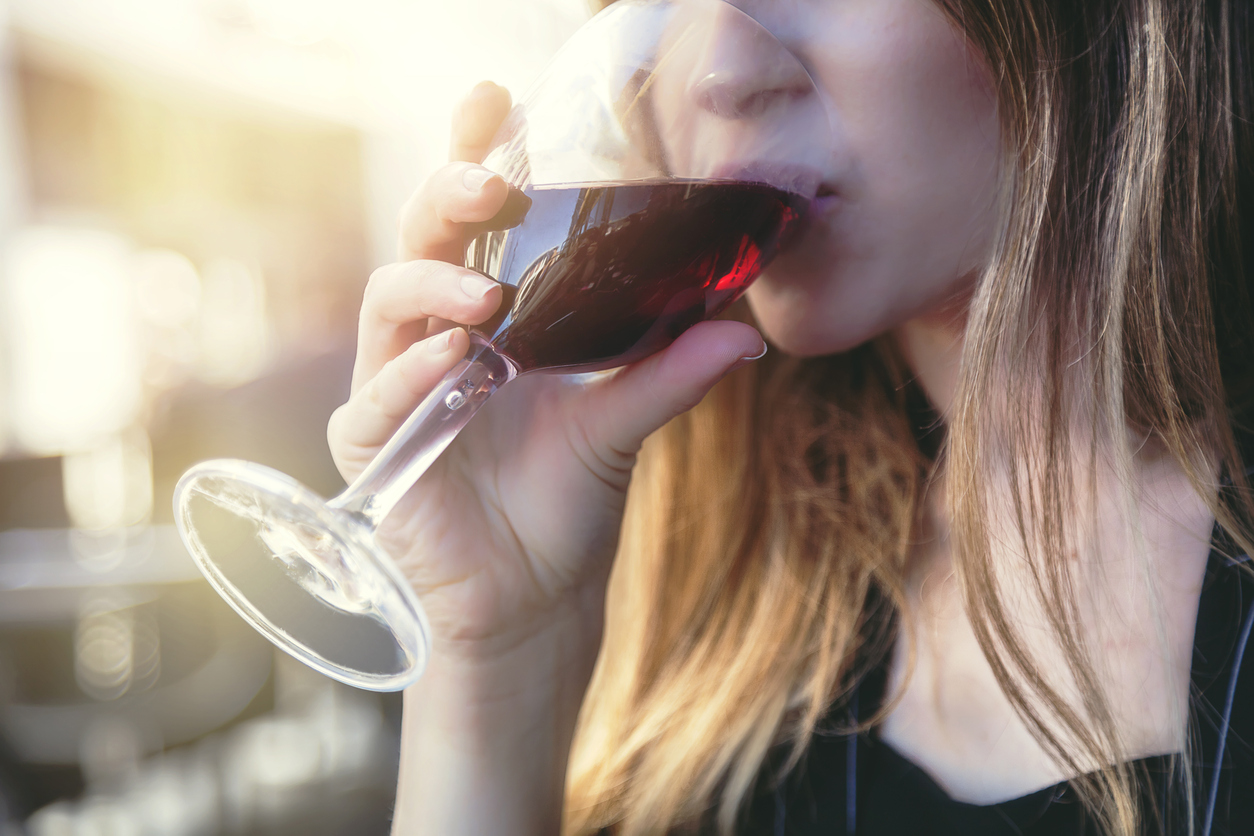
[397,165,458,241]
[396,190,424,242]
[403,261,447,307]
[672,388,706,418]
[362,264,393,306]
[326,403,347,448]
[362,372,388,415]
[426,168,464,224]
[396,194,414,232]
[362,355,416,422]
[408,259,441,286]
[433,161,471,192]
[363,261,447,320]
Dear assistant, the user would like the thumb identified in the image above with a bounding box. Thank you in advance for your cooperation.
[575,320,767,472]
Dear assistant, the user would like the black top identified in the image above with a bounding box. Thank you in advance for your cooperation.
[728,541,1254,835]
[593,541,1253,836]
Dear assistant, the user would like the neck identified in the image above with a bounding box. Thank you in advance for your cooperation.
[891,296,968,420]
[880,299,1217,805]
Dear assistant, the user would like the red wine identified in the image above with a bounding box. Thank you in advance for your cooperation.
[465,180,807,374]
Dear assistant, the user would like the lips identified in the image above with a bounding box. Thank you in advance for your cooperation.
[706,162,825,196]
[812,182,840,213]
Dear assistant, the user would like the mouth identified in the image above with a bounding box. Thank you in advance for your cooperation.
[707,162,824,196]
[812,182,839,213]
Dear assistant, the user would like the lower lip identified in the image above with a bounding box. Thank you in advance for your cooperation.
[811,194,840,215]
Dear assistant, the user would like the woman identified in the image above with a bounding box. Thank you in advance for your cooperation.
[327,0,1254,833]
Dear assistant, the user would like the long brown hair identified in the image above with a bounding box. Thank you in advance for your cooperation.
[565,1,1254,834]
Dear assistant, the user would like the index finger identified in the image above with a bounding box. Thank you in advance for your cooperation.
[396,161,510,263]
[450,81,513,164]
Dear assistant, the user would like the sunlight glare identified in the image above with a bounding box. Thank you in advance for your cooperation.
[3,227,142,456]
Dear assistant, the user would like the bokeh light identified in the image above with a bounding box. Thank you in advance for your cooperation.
[4,227,142,456]
[0,0,589,831]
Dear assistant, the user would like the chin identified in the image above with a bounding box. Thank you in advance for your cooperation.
[746,285,886,359]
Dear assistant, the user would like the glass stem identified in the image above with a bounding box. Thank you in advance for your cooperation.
[328,337,517,527]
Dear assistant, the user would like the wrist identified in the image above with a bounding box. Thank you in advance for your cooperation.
[420,581,607,706]
[391,600,602,836]
[418,620,598,724]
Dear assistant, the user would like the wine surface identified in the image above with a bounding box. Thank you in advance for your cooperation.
[465,180,807,374]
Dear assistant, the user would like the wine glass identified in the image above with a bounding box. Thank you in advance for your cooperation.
[174,0,832,691]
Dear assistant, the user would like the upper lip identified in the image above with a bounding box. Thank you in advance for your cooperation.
[707,162,826,194]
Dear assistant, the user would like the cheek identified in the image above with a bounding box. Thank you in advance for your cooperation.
[751,0,1000,356]
[840,2,1001,278]
[873,17,1001,274]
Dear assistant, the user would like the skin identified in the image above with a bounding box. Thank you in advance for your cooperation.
[326,1,1216,831]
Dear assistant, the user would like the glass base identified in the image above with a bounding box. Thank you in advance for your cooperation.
[174,460,430,691]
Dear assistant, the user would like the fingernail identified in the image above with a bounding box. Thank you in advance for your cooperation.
[460,272,496,300]
[741,343,768,362]
[729,343,768,372]
[463,167,497,192]
[427,330,455,353]
[468,80,500,99]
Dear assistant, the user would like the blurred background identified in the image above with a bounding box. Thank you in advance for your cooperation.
[0,0,586,832]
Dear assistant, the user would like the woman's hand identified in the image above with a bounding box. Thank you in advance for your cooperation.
[328,81,765,677]
[331,81,763,836]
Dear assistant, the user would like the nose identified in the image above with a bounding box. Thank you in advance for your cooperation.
[688,4,814,120]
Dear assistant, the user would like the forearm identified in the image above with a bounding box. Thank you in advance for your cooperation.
[390,618,599,836]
